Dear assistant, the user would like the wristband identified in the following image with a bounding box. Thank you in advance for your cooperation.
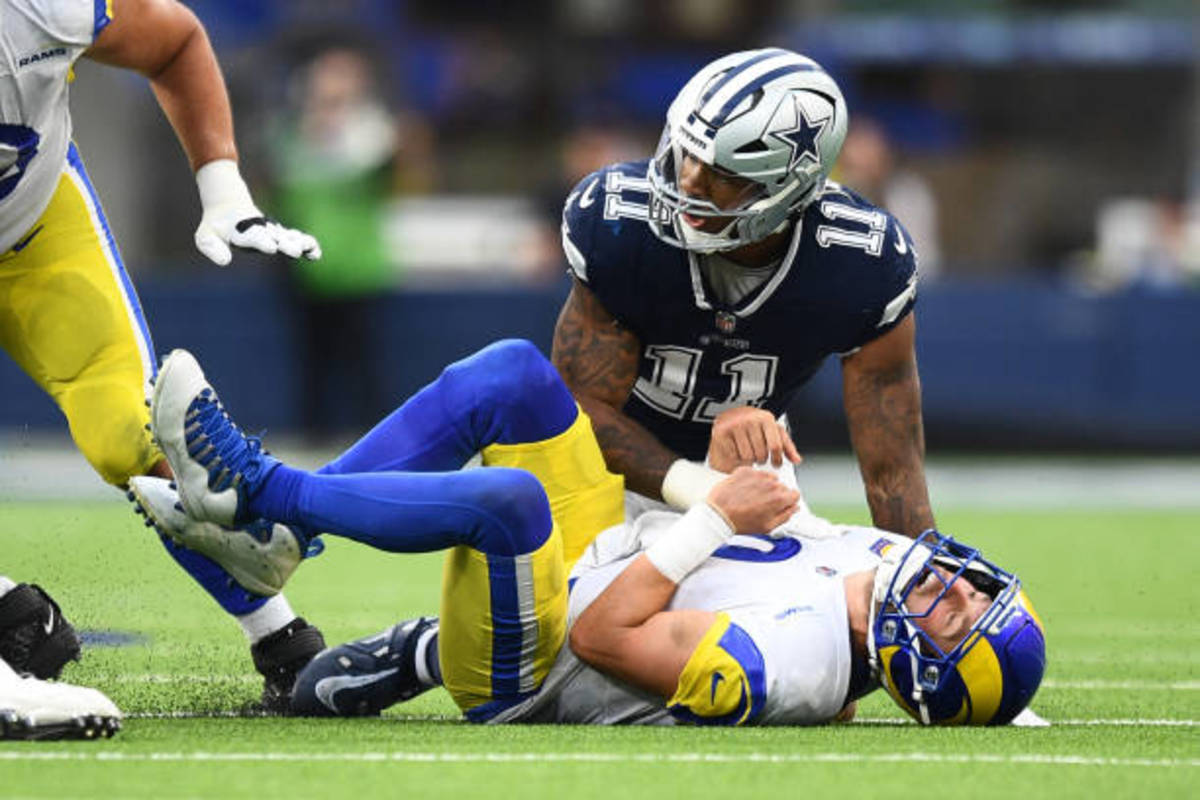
[195,159,254,211]
[661,459,726,510]
[644,503,735,584]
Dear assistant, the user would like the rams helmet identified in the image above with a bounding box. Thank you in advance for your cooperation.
[868,530,1046,725]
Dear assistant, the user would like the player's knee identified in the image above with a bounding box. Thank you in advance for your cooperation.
[62,385,156,485]
[444,339,574,444]
[459,339,558,402]
[469,468,553,556]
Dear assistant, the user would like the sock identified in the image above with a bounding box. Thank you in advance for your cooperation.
[236,594,297,644]
[0,576,15,598]
[249,464,553,557]
[318,339,578,477]
[156,535,272,616]
[413,626,442,688]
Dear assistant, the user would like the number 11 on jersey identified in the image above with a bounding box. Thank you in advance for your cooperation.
[633,345,779,423]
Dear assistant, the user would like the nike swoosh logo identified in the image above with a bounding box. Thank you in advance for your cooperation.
[11,225,43,253]
[578,178,598,209]
[43,606,55,635]
[893,226,908,255]
[710,671,726,704]
[314,668,399,713]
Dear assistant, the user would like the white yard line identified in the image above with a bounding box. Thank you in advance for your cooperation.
[1043,679,1200,690]
[94,674,1200,691]
[0,751,1195,768]
[120,710,1197,727]
[853,718,1197,727]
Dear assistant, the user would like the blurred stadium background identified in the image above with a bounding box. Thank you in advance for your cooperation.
[2,0,1198,494]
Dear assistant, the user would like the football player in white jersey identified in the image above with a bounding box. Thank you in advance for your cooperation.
[0,0,325,732]
[133,339,1046,727]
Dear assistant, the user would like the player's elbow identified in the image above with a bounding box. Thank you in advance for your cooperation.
[567,619,599,662]
[568,617,616,669]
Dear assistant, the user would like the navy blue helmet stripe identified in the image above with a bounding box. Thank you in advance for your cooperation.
[707,63,820,127]
[696,49,791,111]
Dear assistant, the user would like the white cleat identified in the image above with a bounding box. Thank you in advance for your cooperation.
[151,349,275,527]
[129,476,302,597]
[150,348,238,525]
[0,658,121,740]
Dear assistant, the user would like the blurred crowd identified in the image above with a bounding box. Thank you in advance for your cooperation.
[70,0,1198,293]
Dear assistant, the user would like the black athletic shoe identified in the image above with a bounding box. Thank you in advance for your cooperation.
[250,617,326,713]
[291,617,439,717]
[0,584,82,680]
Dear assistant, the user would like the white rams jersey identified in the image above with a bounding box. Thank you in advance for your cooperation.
[490,513,911,726]
[0,0,111,251]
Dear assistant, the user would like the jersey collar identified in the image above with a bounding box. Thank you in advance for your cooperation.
[686,215,805,316]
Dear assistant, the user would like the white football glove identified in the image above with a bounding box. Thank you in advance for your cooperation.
[194,160,321,266]
[751,460,842,540]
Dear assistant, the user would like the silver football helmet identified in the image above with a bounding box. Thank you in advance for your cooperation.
[647,49,848,253]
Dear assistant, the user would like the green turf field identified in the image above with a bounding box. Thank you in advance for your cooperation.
[1,500,1196,799]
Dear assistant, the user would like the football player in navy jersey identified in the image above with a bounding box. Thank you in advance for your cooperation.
[553,49,932,536]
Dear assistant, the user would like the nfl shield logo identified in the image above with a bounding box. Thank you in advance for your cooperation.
[715,311,737,334]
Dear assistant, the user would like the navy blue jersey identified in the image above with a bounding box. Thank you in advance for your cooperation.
[561,159,918,460]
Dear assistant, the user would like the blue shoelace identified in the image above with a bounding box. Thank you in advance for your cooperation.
[184,388,270,494]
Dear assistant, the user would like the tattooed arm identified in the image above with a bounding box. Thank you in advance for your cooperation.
[552,278,677,499]
[840,314,935,535]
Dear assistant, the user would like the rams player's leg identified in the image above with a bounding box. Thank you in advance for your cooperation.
[0,170,158,486]
[246,339,617,551]
[315,338,624,568]
[288,471,567,719]
[317,338,581,475]
[0,151,321,707]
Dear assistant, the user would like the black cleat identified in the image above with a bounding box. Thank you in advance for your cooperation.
[250,617,326,713]
[291,617,439,717]
[0,709,121,741]
[0,584,82,680]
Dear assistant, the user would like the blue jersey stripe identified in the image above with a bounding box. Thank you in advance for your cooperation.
[707,63,819,127]
[65,143,157,379]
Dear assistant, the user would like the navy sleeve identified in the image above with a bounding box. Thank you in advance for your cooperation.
[560,166,648,330]
[837,213,919,354]
[561,170,605,286]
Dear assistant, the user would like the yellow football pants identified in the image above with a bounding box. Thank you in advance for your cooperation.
[438,409,625,719]
[0,147,159,485]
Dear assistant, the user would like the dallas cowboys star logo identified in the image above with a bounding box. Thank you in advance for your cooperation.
[770,99,828,171]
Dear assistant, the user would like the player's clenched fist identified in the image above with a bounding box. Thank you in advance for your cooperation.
[708,406,802,473]
[194,160,321,265]
[706,467,799,535]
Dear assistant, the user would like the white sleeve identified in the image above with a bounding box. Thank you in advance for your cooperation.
[727,604,850,725]
[20,0,112,47]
